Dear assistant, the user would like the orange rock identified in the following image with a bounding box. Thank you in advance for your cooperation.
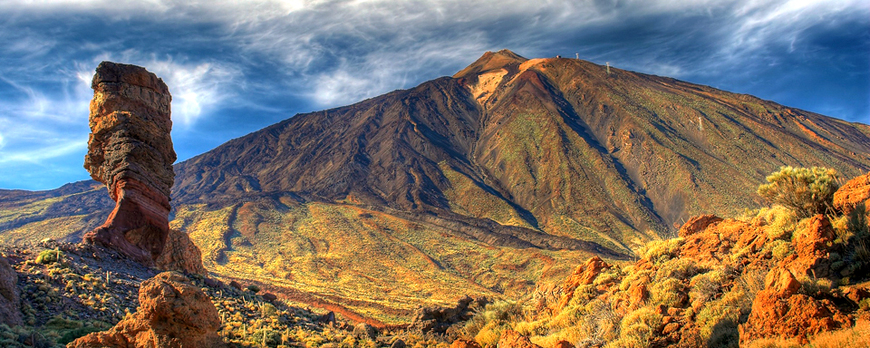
[740,267,850,344]
[450,339,482,348]
[785,215,834,279]
[70,272,223,348]
[83,61,176,266]
[498,330,543,348]
[552,340,574,348]
[833,172,870,215]
[555,256,610,310]
[155,229,207,275]
[678,214,723,237]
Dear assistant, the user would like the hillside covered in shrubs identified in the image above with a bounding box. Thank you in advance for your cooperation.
[452,167,870,348]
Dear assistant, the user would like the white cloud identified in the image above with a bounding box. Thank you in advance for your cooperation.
[75,52,242,128]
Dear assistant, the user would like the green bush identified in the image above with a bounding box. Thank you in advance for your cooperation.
[757,166,839,218]
[36,249,61,264]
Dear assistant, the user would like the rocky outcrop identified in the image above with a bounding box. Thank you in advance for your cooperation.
[155,229,206,275]
[555,256,610,311]
[70,272,222,348]
[408,295,488,334]
[834,172,870,215]
[739,267,850,344]
[783,215,835,279]
[677,214,723,237]
[0,256,22,327]
[497,330,542,348]
[82,61,176,266]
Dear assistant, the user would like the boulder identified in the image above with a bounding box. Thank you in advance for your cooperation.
[83,61,176,266]
[833,172,870,215]
[70,272,223,348]
[739,267,850,344]
[497,330,542,348]
[0,256,22,327]
[155,229,206,275]
[678,214,723,237]
[552,340,575,348]
[408,295,487,334]
[783,215,835,279]
[353,323,378,340]
[450,339,482,348]
[555,256,610,310]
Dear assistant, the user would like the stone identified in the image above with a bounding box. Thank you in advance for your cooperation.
[353,322,378,340]
[450,339,482,348]
[678,214,723,237]
[739,267,850,344]
[83,61,176,266]
[70,272,223,348]
[552,340,575,348]
[390,338,407,348]
[0,256,22,327]
[408,295,487,334]
[833,172,870,215]
[784,215,835,279]
[155,229,206,275]
[497,329,542,348]
[262,292,278,302]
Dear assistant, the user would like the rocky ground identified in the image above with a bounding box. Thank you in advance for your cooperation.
[0,239,471,348]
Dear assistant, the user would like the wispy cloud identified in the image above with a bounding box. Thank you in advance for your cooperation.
[0,0,866,189]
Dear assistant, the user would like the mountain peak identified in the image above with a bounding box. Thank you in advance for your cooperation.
[453,49,528,79]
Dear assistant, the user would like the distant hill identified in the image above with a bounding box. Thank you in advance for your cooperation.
[3,49,870,323]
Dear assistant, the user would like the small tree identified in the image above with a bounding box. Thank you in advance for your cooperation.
[757,166,839,218]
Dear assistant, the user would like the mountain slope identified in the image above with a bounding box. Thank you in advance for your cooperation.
[2,49,870,323]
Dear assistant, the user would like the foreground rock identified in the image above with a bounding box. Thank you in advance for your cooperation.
[497,330,542,348]
[834,172,870,215]
[70,271,223,348]
[409,295,488,334]
[0,256,22,327]
[82,61,176,266]
[739,267,850,344]
[155,229,207,275]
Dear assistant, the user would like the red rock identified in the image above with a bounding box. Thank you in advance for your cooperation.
[784,215,834,279]
[498,330,542,348]
[678,214,723,237]
[83,61,176,266]
[833,172,870,215]
[0,256,22,326]
[70,272,223,348]
[155,229,206,275]
[740,267,850,344]
[450,339,482,348]
[552,340,574,348]
[555,256,610,310]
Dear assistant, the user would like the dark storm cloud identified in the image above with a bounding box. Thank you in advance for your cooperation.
[0,0,867,190]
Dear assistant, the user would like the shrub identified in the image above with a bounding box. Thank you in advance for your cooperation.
[768,240,792,260]
[757,166,839,218]
[640,238,684,265]
[655,258,696,280]
[36,249,61,264]
[650,278,686,308]
[607,307,662,348]
[754,206,799,240]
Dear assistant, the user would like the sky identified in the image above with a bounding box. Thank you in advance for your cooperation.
[0,0,868,190]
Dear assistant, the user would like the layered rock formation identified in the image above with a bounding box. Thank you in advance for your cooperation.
[0,256,22,327]
[82,61,176,265]
[70,271,223,348]
[80,62,205,275]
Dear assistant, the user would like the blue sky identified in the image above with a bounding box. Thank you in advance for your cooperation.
[0,0,868,190]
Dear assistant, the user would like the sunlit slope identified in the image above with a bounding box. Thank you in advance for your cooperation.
[171,197,593,325]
